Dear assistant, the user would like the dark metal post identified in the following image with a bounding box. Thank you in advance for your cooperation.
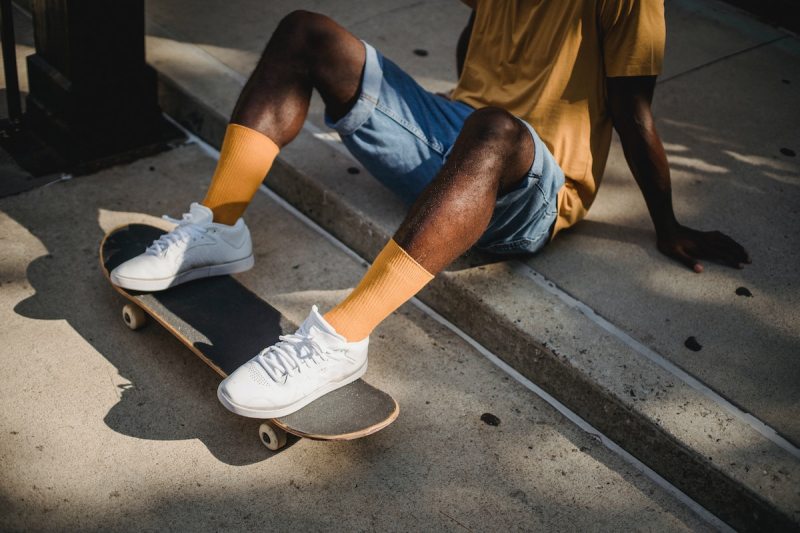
[21,0,182,174]
[0,0,22,121]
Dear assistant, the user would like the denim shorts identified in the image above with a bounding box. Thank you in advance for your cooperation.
[325,42,565,254]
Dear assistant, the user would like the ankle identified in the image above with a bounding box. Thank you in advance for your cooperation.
[203,201,246,226]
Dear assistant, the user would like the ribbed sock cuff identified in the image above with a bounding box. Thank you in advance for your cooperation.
[324,239,433,342]
[202,123,279,225]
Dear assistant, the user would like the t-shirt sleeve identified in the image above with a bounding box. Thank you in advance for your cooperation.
[600,0,665,77]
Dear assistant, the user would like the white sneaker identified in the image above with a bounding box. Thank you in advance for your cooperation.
[110,202,254,291]
[217,305,368,418]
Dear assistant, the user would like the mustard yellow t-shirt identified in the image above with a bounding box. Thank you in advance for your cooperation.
[453,0,665,237]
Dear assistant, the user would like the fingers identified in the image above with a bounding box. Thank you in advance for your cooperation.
[702,240,741,268]
[658,229,749,273]
[700,231,751,268]
[726,236,751,266]
[672,247,704,273]
[713,231,750,265]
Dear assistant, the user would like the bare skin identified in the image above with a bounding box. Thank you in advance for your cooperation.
[231,11,366,145]
[607,75,750,272]
[230,10,532,274]
[456,10,750,273]
[231,9,748,275]
[393,107,533,273]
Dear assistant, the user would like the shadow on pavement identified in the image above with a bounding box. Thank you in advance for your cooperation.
[6,168,293,466]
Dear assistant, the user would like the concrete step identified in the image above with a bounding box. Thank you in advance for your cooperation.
[142,5,800,532]
[0,144,717,531]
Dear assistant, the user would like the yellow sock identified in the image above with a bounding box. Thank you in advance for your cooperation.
[202,123,280,225]
[324,239,434,342]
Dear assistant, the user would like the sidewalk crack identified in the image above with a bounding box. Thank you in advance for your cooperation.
[659,36,789,84]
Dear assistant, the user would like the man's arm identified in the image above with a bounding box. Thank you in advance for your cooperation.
[607,75,750,273]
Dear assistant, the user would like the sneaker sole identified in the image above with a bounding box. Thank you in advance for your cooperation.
[110,254,255,291]
[216,359,368,419]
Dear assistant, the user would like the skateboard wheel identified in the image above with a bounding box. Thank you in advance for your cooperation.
[122,303,146,330]
[259,422,287,451]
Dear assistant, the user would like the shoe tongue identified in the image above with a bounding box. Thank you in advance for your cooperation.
[186,202,213,225]
[298,305,346,343]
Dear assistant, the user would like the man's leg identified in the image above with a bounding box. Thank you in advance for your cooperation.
[394,107,534,273]
[324,107,534,341]
[202,10,367,224]
[111,11,382,292]
[217,106,535,418]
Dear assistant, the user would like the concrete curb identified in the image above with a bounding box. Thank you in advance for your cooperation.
[148,35,799,532]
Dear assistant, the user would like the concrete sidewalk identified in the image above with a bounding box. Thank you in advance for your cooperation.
[2,0,798,529]
[135,0,799,529]
[160,0,797,442]
[0,145,714,531]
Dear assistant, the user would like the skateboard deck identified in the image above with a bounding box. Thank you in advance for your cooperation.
[99,223,398,450]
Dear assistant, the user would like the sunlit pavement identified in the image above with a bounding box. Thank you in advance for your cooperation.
[1,0,798,529]
[0,144,716,531]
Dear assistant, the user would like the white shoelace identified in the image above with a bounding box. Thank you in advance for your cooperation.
[145,213,208,256]
[256,332,349,383]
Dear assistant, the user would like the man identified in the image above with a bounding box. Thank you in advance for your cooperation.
[111,1,749,419]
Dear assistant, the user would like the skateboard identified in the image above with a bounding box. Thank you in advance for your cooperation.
[99,223,399,451]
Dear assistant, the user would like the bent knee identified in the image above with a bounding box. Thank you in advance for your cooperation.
[275,10,341,53]
[463,107,527,145]
[278,9,331,32]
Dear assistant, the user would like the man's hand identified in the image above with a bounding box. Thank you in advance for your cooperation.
[607,75,750,273]
[657,224,751,273]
